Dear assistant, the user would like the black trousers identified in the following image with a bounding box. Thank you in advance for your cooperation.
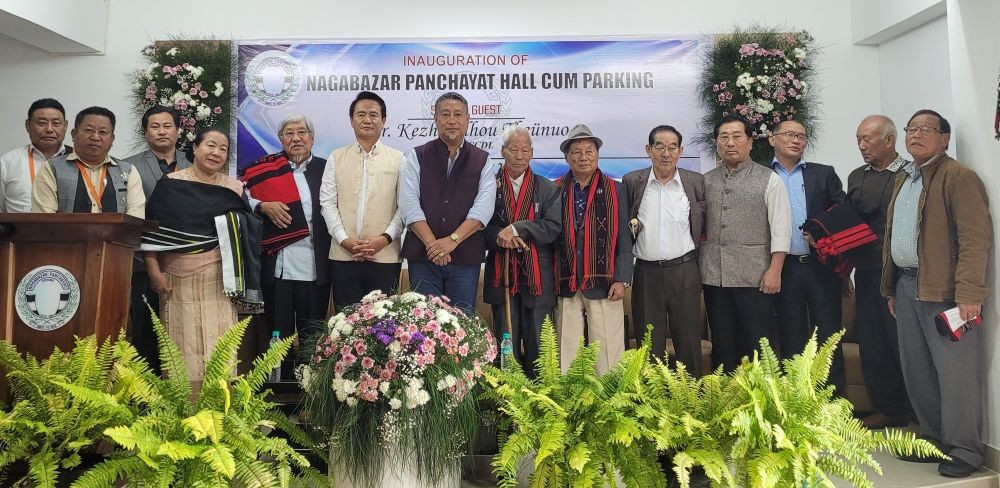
[632,258,703,377]
[854,268,908,415]
[262,278,331,346]
[329,260,402,312]
[703,285,777,373]
[129,271,161,375]
[775,256,845,393]
[491,298,551,379]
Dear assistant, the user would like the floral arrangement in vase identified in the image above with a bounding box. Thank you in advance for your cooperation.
[300,290,497,488]
[698,25,818,163]
[128,40,231,152]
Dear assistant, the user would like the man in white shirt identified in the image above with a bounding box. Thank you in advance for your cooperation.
[0,98,71,212]
[243,114,332,353]
[622,125,706,376]
[320,91,405,311]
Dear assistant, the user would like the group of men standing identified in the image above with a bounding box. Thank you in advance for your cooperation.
[0,92,990,478]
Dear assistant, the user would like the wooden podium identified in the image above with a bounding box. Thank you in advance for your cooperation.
[0,213,153,361]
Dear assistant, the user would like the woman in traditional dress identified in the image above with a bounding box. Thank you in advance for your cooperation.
[143,127,263,389]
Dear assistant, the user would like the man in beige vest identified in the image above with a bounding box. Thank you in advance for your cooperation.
[700,115,790,373]
[320,91,404,310]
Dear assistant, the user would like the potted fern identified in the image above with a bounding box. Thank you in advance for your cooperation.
[484,318,666,487]
[64,313,324,487]
[0,334,133,487]
[641,331,946,488]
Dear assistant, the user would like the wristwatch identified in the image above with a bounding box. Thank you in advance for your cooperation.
[381,233,393,244]
[450,233,461,242]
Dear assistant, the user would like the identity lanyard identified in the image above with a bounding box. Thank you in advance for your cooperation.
[75,161,108,210]
[27,148,36,183]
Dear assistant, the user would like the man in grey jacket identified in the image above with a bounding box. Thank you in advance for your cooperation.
[124,105,190,372]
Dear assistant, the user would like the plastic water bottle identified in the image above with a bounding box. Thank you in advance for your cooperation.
[268,331,282,382]
[500,332,513,370]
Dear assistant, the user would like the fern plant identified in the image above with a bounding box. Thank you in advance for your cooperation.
[0,334,133,488]
[65,312,325,488]
[484,318,665,488]
[642,331,946,488]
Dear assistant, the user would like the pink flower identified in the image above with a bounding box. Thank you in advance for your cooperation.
[386,360,397,370]
[341,345,353,356]
[361,357,374,369]
[719,81,728,89]
[334,362,346,374]
[194,82,202,89]
[342,353,357,365]
[213,107,222,114]
[324,346,334,357]
[458,344,469,357]
[455,328,466,341]
[712,84,720,92]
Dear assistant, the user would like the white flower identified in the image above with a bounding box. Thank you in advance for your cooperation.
[755,75,771,85]
[296,365,313,391]
[436,374,458,391]
[345,397,358,407]
[753,98,774,113]
[379,381,390,394]
[166,47,178,56]
[159,97,169,106]
[361,290,384,303]
[793,48,806,60]
[185,132,195,142]
[389,398,402,410]
[736,72,754,89]
[435,309,457,326]
[195,104,211,121]
[389,341,401,354]
[213,81,224,97]
[399,292,424,303]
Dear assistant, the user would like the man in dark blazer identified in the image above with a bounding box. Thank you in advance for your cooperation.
[623,125,706,376]
[483,127,561,378]
[245,114,331,358]
[554,124,633,375]
[124,105,191,373]
[769,119,847,391]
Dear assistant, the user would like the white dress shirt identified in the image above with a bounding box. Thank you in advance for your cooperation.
[763,172,792,253]
[634,170,696,261]
[0,144,67,213]
[320,141,405,245]
[273,157,317,281]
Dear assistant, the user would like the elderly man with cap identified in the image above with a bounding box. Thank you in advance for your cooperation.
[554,124,633,374]
[483,125,561,378]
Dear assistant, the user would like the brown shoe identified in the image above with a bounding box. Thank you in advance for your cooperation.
[862,413,909,429]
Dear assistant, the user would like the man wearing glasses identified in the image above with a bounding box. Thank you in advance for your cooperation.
[623,125,706,376]
[243,113,332,357]
[768,120,846,392]
[700,115,790,373]
[882,110,991,478]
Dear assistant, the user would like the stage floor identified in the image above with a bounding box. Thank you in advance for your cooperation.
[459,452,999,488]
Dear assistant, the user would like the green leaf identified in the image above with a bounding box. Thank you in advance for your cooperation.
[104,425,139,450]
[156,441,205,461]
[182,409,225,444]
[28,450,58,488]
[200,444,236,478]
[567,442,590,473]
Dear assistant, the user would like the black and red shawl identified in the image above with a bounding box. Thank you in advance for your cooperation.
[492,166,542,296]
[555,169,619,294]
[239,151,309,255]
[800,203,877,281]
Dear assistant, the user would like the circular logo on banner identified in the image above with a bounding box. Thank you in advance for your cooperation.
[15,265,81,332]
[245,50,302,107]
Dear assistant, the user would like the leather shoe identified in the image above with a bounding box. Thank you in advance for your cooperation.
[897,436,946,463]
[862,413,909,429]
[938,458,977,478]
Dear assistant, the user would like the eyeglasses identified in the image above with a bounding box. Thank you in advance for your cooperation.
[651,144,681,154]
[280,129,311,139]
[775,131,808,142]
[903,126,943,135]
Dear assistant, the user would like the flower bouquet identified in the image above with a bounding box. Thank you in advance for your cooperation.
[300,290,497,488]
[698,25,818,163]
[128,40,231,152]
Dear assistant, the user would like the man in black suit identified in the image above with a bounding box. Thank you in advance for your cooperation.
[125,105,192,372]
[622,125,706,376]
[246,114,332,350]
[769,120,847,391]
[483,126,561,378]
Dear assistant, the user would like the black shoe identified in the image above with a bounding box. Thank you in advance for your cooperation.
[938,458,977,478]
[897,436,946,463]
[862,413,910,429]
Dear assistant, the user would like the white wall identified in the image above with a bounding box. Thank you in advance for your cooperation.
[0,0,878,179]
[945,0,1000,462]
[877,14,952,144]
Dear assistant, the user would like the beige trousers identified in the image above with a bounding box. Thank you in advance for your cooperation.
[557,292,625,374]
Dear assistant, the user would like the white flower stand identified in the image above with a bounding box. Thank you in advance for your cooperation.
[330,449,460,488]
